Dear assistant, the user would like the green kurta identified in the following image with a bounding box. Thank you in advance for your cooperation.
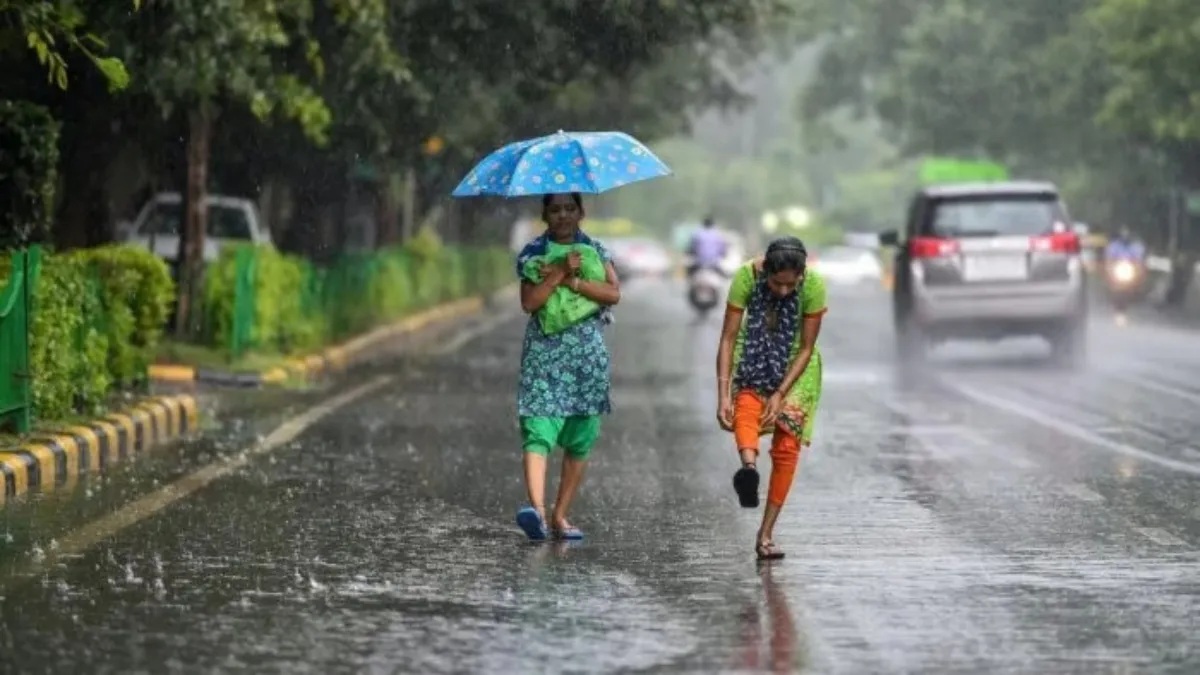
[727,261,827,444]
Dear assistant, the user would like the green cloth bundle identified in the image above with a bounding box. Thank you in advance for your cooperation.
[521,242,606,335]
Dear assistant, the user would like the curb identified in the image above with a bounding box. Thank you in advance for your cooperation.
[148,294,497,387]
[0,395,199,505]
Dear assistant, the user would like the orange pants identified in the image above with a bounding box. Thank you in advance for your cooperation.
[733,390,802,508]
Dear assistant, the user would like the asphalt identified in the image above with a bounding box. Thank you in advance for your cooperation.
[0,277,1197,674]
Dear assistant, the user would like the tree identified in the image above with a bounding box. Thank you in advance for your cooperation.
[120,0,397,335]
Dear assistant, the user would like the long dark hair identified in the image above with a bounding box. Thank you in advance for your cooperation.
[764,236,808,275]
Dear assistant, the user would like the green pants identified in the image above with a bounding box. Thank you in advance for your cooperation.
[520,415,601,460]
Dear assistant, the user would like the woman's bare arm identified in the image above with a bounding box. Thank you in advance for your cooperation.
[571,262,621,306]
[520,264,567,314]
[716,305,743,397]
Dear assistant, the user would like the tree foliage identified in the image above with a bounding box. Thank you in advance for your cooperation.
[0,0,137,91]
[790,0,1200,238]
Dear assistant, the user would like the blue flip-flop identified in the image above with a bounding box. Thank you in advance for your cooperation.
[516,506,548,541]
[552,526,584,541]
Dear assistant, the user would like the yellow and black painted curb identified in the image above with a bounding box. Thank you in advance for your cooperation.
[0,394,199,506]
[148,293,497,388]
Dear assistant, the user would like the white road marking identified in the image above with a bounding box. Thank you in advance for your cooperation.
[944,382,1200,477]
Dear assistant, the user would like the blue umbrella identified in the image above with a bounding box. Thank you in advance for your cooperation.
[451,130,673,198]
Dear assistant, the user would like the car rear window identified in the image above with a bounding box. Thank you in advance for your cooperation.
[925,195,1066,238]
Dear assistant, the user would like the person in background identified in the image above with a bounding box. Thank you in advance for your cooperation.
[513,192,621,542]
[715,236,827,560]
[1105,226,1146,263]
[688,215,729,277]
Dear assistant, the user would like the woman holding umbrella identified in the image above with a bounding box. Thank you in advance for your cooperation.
[451,130,671,542]
[716,236,827,560]
[513,192,621,541]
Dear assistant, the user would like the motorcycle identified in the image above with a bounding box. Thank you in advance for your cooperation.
[687,264,725,318]
[1104,258,1145,315]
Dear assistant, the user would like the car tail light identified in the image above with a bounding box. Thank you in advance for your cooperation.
[1029,232,1079,254]
[909,237,960,259]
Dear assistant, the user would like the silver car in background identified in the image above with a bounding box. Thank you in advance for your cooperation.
[880,181,1088,366]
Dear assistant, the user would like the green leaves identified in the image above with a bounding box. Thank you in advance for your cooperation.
[4,0,140,91]
[1090,0,1200,143]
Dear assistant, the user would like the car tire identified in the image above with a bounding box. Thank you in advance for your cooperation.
[1050,319,1087,370]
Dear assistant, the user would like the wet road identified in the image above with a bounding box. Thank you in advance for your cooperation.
[1,278,1198,674]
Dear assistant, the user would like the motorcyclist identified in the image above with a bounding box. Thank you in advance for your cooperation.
[687,216,729,278]
[1104,226,1146,264]
[1104,226,1147,323]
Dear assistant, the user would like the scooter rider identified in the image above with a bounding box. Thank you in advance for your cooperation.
[687,215,729,278]
[1105,226,1146,265]
[1104,226,1147,322]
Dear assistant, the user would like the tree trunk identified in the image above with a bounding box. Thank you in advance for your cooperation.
[173,104,213,337]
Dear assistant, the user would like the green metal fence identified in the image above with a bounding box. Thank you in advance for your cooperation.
[223,245,511,359]
[0,246,41,433]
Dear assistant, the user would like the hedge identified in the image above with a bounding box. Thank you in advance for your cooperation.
[0,230,510,423]
[202,236,512,359]
[0,245,174,420]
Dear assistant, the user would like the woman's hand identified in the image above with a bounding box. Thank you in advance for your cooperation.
[565,251,582,276]
[717,392,735,431]
[541,262,568,287]
[760,391,784,427]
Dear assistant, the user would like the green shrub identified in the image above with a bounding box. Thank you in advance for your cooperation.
[69,245,174,386]
[199,240,514,360]
[268,251,324,353]
[368,251,416,323]
[405,226,444,308]
[201,245,240,351]
[28,254,109,419]
[203,244,328,356]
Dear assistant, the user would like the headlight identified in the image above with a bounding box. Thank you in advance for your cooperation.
[1112,261,1136,283]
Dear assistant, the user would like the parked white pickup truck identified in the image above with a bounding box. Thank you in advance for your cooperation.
[118,192,273,263]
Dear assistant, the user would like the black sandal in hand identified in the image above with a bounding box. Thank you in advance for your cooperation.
[733,461,760,509]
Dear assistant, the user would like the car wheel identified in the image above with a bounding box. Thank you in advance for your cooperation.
[1050,319,1087,370]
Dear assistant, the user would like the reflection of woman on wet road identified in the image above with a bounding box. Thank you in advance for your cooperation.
[716,236,826,560]
[514,193,621,542]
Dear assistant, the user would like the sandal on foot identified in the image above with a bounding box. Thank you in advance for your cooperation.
[516,506,548,541]
[551,525,584,541]
[755,540,785,561]
[733,464,760,508]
